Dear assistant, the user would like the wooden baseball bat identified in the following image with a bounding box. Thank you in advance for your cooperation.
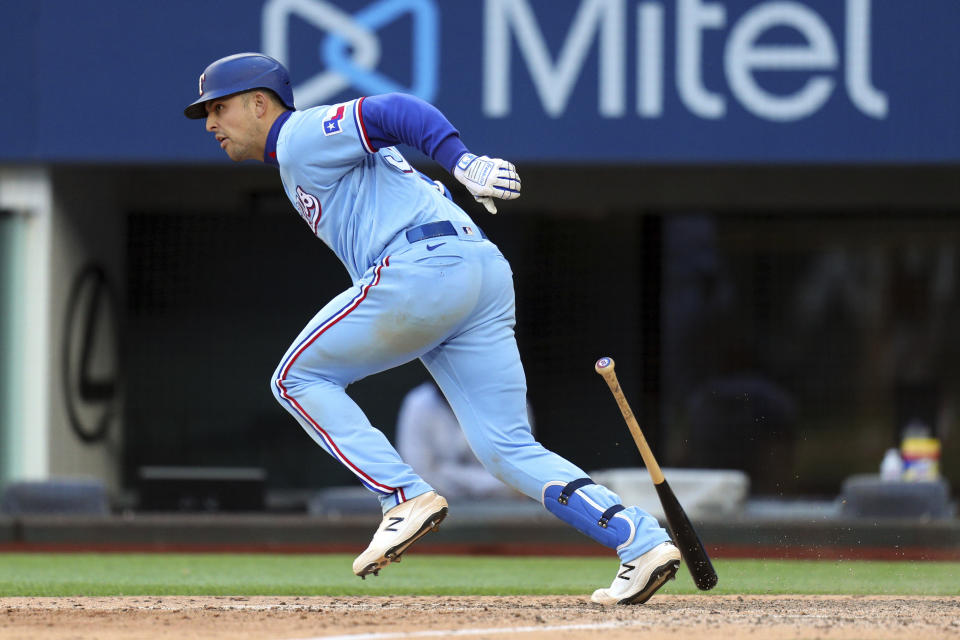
[594,356,718,591]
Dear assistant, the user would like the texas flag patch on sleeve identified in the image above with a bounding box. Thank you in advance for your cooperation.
[323,104,346,136]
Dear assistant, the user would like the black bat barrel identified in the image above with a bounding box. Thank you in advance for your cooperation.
[655,480,719,590]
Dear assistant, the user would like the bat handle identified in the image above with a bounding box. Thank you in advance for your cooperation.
[594,357,665,485]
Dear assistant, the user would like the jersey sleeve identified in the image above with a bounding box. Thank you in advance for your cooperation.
[357,93,470,172]
[284,95,471,181]
[283,100,374,177]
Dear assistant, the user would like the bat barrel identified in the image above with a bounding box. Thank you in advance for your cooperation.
[655,480,718,590]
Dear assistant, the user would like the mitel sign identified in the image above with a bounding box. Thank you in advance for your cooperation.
[3,0,956,162]
[484,0,887,122]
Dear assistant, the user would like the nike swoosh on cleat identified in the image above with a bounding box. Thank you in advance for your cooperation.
[426,242,446,251]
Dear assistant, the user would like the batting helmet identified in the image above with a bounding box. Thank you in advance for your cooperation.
[184,52,296,119]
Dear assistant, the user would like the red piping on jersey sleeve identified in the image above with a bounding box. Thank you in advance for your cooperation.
[354,97,377,154]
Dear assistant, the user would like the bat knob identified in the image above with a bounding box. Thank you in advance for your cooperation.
[594,357,615,374]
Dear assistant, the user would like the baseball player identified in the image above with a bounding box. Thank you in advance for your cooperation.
[184,52,680,605]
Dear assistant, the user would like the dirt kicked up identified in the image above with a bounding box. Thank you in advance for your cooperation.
[1,595,959,640]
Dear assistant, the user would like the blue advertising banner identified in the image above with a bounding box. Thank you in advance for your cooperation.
[1,0,958,163]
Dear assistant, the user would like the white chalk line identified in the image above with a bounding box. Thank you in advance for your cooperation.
[288,619,647,640]
[287,614,842,640]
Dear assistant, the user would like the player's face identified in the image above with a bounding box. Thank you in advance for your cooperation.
[204,94,260,162]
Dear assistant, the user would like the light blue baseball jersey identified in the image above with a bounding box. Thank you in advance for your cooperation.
[268,96,473,283]
[261,93,670,564]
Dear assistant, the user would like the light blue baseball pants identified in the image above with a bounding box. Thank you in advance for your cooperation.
[270,226,670,561]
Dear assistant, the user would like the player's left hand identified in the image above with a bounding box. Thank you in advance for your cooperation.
[453,153,521,214]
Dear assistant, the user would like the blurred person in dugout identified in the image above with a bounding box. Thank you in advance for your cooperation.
[396,381,533,499]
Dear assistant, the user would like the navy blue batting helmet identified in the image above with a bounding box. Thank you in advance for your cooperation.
[184,52,296,119]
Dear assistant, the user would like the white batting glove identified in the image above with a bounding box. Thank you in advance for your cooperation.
[453,153,521,214]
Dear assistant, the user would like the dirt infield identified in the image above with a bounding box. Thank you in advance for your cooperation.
[1,595,958,639]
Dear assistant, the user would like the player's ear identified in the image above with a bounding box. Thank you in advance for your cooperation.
[253,91,269,118]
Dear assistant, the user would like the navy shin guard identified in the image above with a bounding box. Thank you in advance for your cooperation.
[543,478,632,550]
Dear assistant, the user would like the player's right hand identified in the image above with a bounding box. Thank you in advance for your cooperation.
[453,153,521,214]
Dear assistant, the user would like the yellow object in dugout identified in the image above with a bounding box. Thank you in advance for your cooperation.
[900,436,941,482]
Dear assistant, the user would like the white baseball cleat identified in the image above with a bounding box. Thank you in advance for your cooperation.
[353,491,448,578]
[591,541,681,605]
